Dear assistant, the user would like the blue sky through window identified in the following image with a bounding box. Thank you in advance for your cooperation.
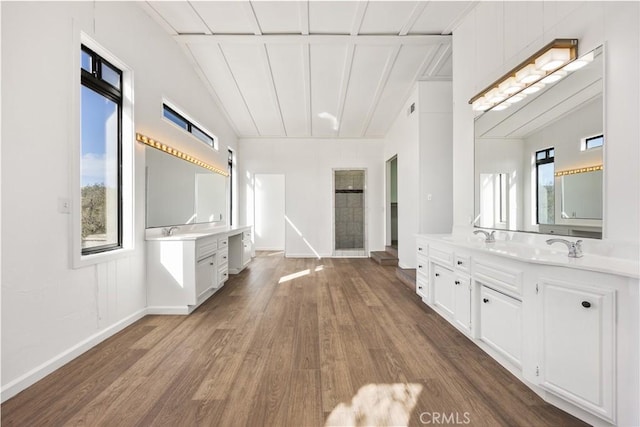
[81,85,118,187]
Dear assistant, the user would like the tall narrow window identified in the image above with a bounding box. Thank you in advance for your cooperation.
[81,45,122,254]
[536,148,555,225]
[228,148,234,226]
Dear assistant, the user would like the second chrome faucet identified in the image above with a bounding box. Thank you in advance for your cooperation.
[473,229,495,243]
[546,238,583,258]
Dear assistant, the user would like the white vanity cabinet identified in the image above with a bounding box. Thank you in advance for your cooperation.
[415,238,428,299]
[426,242,472,334]
[415,233,639,426]
[479,285,522,368]
[229,229,253,274]
[538,275,616,423]
[146,226,253,314]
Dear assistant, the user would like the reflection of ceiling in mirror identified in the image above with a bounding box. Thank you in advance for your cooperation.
[475,46,603,140]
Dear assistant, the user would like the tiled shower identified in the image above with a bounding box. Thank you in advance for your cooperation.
[334,170,366,255]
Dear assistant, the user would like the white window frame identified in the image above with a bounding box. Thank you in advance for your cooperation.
[72,32,135,268]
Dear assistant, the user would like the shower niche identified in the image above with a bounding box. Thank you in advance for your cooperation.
[333,169,367,256]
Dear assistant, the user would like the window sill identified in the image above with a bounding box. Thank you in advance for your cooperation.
[73,246,135,269]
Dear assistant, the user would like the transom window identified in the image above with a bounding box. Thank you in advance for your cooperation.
[582,134,604,151]
[162,103,217,149]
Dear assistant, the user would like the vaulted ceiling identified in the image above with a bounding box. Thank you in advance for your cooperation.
[141,1,474,139]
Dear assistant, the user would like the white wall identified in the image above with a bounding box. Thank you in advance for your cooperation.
[453,1,640,244]
[419,81,453,235]
[1,1,237,399]
[239,138,384,258]
[384,86,420,268]
[383,82,453,268]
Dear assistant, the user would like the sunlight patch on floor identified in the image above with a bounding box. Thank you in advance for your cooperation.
[325,383,423,427]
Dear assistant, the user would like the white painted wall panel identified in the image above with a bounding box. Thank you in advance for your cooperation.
[366,44,436,136]
[359,1,418,35]
[1,1,237,397]
[340,45,395,137]
[251,1,302,34]
[191,1,257,35]
[187,43,258,136]
[308,1,359,34]
[310,44,348,137]
[267,44,309,136]
[147,1,209,34]
[221,44,284,136]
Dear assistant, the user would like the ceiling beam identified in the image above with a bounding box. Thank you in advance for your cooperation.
[350,1,369,36]
[419,43,452,80]
[245,1,263,35]
[335,44,357,137]
[175,34,450,46]
[260,45,287,136]
[299,0,309,35]
[398,1,428,36]
[302,43,311,136]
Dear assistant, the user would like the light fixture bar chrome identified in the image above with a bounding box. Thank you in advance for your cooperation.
[469,38,578,110]
[136,133,229,177]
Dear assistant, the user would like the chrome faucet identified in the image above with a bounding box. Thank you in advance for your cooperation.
[163,226,179,236]
[473,230,496,243]
[546,238,583,258]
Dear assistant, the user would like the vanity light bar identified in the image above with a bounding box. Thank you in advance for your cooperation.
[469,39,578,111]
[136,133,229,177]
[555,165,603,177]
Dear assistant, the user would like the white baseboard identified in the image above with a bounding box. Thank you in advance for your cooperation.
[1,308,147,403]
[146,306,190,315]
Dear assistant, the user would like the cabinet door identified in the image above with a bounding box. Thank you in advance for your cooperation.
[539,279,615,422]
[453,274,471,333]
[480,286,522,368]
[195,255,216,300]
[433,264,455,317]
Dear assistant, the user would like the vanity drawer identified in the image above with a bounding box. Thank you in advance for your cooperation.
[218,236,229,249]
[243,230,251,240]
[429,245,454,267]
[454,254,471,274]
[474,259,523,299]
[416,275,428,298]
[196,237,218,260]
[218,267,229,285]
[417,253,429,278]
[218,248,229,267]
[416,239,428,256]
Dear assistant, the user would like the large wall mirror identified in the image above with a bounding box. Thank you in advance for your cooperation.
[146,147,227,228]
[474,45,604,239]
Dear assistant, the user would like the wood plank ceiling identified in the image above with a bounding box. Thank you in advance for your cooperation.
[141,1,474,139]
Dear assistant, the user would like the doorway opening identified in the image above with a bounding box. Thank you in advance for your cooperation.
[254,174,285,252]
[333,169,367,257]
[386,156,398,250]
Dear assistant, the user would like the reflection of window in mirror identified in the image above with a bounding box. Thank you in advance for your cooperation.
[535,148,555,225]
[581,133,604,151]
[479,172,508,228]
[228,148,234,226]
[499,173,507,224]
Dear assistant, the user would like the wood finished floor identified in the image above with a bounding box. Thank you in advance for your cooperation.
[2,253,587,426]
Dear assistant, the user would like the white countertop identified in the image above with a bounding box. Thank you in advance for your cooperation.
[418,233,640,279]
[146,225,251,241]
